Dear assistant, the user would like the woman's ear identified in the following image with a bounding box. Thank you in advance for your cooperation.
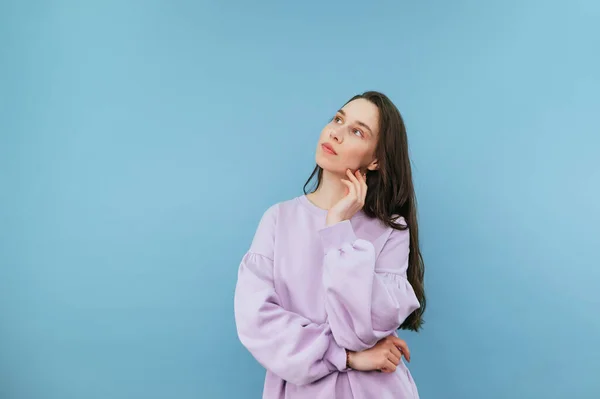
[367,159,379,171]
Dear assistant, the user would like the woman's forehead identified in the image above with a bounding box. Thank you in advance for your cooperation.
[341,98,379,136]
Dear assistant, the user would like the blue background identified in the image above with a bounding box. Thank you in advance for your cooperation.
[1,1,599,398]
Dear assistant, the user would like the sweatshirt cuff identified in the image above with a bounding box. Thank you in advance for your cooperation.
[324,340,349,372]
[318,220,358,253]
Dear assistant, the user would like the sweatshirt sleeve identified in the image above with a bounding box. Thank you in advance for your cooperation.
[234,205,348,386]
[318,218,421,352]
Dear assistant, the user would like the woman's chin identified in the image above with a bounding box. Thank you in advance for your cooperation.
[316,156,352,175]
[315,158,333,172]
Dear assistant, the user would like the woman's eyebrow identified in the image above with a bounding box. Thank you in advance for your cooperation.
[338,109,373,135]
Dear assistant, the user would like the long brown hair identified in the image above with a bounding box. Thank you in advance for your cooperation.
[303,91,426,331]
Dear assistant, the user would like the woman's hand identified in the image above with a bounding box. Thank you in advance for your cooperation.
[347,335,411,373]
[326,169,367,226]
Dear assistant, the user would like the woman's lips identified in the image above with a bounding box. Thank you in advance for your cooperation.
[322,143,337,155]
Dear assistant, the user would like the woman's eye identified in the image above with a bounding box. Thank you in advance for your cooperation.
[334,116,342,124]
[353,129,364,137]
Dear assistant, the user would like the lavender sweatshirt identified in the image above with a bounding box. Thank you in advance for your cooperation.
[234,195,421,398]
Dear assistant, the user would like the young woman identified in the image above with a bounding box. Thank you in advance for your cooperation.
[234,91,426,398]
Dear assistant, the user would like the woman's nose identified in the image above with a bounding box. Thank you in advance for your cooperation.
[329,128,342,143]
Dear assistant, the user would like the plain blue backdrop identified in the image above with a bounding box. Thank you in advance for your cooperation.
[1,1,599,398]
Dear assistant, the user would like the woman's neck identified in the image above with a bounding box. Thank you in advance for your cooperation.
[306,169,347,210]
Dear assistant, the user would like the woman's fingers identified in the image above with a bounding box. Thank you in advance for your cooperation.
[391,336,410,362]
[347,169,366,204]
[355,170,367,202]
[388,351,401,365]
[361,172,368,193]
[381,359,398,373]
[390,345,402,363]
[355,170,366,201]
[340,179,355,198]
[346,169,361,199]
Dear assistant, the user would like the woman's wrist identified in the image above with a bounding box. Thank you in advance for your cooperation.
[326,214,343,226]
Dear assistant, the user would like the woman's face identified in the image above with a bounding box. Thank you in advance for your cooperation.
[315,98,380,175]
